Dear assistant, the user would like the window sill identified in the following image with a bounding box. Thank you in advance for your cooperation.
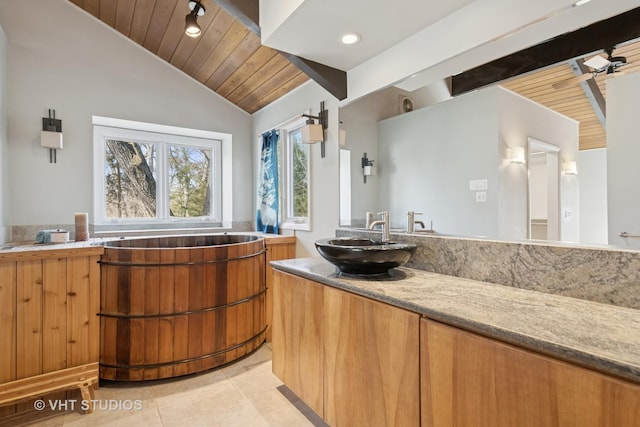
[281,222,311,232]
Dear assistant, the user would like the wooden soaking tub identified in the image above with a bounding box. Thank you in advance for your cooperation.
[99,234,266,381]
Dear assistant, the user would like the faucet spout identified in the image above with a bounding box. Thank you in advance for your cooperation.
[407,211,424,233]
[369,211,391,242]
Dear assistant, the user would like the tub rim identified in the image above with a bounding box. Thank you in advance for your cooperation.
[102,232,265,250]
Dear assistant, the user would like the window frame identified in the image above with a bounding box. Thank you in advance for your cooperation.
[92,116,232,230]
[278,116,312,231]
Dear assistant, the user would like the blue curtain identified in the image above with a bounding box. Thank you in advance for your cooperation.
[256,130,280,233]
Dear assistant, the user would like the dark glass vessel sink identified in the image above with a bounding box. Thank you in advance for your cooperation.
[315,237,417,275]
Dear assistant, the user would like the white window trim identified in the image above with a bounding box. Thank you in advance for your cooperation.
[92,116,233,228]
[279,116,312,231]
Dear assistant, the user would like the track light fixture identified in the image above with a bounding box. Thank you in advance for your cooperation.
[185,1,205,38]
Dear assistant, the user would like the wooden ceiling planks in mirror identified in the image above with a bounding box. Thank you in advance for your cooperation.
[68,0,309,113]
[502,38,640,151]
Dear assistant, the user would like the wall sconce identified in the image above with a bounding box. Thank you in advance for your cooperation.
[563,161,578,175]
[301,101,328,158]
[507,146,525,164]
[185,0,205,38]
[339,121,346,147]
[362,152,376,183]
[41,108,63,163]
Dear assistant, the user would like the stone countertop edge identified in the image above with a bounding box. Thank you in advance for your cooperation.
[270,257,640,385]
[0,232,291,253]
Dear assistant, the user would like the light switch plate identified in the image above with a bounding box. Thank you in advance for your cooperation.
[469,179,488,191]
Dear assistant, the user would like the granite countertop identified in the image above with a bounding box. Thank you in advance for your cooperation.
[271,257,640,384]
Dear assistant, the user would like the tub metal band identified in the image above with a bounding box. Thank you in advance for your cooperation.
[98,289,266,319]
[98,248,266,267]
[99,327,267,370]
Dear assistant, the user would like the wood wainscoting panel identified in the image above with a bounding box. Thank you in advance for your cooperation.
[0,262,17,417]
[0,250,101,419]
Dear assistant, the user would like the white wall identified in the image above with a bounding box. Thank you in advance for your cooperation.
[607,71,640,248]
[378,88,500,236]
[339,84,451,226]
[497,87,580,242]
[339,88,401,225]
[579,148,607,245]
[0,24,8,243]
[252,81,340,257]
[0,0,253,229]
[374,86,579,242]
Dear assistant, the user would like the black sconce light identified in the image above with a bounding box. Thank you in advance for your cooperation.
[185,1,206,38]
[41,109,63,164]
[301,101,328,158]
[362,152,375,183]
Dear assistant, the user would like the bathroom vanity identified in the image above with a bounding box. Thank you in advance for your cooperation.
[271,257,640,427]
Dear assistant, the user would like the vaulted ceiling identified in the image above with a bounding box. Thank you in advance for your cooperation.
[68,0,310,114]
[67,0,640,150]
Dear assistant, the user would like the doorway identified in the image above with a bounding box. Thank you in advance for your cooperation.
[528,138,560,240]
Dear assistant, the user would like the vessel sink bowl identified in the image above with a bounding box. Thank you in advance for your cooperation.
[315,237,417,275]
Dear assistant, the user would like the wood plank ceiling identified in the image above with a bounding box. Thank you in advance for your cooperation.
[502,39,640,151]
[68,0,309,113]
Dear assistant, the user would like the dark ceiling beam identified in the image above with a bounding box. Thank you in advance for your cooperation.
[278,52,348,100]
[213,0,260,36]
[451,7,640,96]
[212,0,348,100]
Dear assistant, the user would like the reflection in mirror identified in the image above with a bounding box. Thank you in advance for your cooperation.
[339,149,351,226]
[528,138,560,241]
[341,84,579,242]
[338,18,640,249]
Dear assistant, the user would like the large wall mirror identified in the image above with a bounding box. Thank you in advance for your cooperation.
[338,8,640,250]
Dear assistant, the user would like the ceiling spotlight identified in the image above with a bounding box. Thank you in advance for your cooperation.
[340,33,361,45]
[185,0,206,38]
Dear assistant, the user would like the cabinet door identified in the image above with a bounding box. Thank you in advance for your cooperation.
[421,319,640,427]
[324,286,420,427]
[264,237,296,342]
[271,270,324,416]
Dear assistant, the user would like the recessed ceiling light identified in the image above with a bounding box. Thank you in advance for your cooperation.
[340,33,361,45]
[573,0,591,6]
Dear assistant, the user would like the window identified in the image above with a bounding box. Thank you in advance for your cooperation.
[278,117,311,230]
[93,117,232,229]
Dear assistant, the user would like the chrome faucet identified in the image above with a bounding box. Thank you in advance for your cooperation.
[368,211,391,242]
[407,211,425,233]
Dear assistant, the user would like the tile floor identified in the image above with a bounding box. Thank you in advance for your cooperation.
[3,344,327,427]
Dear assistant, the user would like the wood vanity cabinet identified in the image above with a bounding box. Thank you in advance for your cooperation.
[272,270,324,415]
[272,270,420,426]
[273,270,640,427]
[323,284,420,427]
[421,319,640,427]
[264,236,296,342]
